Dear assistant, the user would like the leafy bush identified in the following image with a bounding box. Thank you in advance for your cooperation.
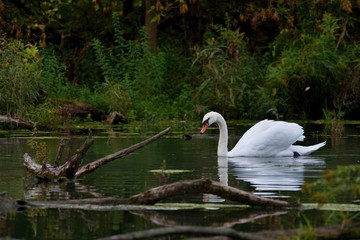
[191,24,267,119]
[303,165,360,203]
[266,13,360,119]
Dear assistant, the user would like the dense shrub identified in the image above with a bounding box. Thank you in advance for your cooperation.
[92,14,193,121]
[266,13,360,119]
[191,24,269,119]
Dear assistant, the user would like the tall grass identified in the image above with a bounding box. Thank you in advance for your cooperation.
[92,13,179,121]
[0,40,42,118]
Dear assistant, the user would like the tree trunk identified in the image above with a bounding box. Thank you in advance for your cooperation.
[145,0,157,51]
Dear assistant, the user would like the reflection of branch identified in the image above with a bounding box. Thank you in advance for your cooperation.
[222,211,288,228]
[132,209,287,228]
[24,181,105,201]
[98,222,360,240]
[97,226,262,240]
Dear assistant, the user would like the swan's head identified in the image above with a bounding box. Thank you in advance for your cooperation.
[200,111,218,134]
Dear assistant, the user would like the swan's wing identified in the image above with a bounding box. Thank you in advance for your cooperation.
[237,120,276,145]
[230,120,305,157]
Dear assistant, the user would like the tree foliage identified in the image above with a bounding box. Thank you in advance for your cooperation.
[0,0,359,124]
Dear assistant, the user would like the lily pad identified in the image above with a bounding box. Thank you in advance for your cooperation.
[149,169,193,174]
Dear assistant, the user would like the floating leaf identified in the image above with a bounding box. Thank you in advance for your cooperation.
[149,169,193,174]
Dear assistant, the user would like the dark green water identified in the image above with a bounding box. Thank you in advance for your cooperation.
[0,122,359,239]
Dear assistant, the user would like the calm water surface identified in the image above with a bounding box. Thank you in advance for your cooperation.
[0,122,359,239]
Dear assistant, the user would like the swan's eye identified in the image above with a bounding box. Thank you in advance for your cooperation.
[202,118,210,126]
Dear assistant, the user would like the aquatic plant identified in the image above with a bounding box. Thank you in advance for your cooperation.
[303,165,360,203]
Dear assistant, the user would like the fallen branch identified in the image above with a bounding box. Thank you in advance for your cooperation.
[23,128,171,180]
[129,178,290,207]
[23,136,94,180]
[0,115,34,129]
[75,127,171,177]
[27,178,289,208]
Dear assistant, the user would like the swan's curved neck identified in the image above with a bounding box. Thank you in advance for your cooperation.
[216,114,228,156]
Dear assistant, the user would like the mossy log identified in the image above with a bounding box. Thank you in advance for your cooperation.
[23,127,171,180]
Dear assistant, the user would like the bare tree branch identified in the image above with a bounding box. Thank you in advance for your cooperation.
[24,128,171,180]
[75,127,171,178]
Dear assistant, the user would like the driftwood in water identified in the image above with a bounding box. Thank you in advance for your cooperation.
[128,178,290,207]
[0,115,34,129]
[6,178,360,239]
[27,178,290,208]
[23,136,94,180]
[23,127,171,180]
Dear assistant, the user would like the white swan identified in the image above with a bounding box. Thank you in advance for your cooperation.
[200,111,326,157]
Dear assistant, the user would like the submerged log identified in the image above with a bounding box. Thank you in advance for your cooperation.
[23,128,171,180]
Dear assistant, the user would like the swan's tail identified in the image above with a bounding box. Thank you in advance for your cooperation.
[290,141,326,156]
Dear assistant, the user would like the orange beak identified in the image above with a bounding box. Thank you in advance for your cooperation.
[200,122,209,134]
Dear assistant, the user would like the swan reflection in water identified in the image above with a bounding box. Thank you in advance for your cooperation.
[206,156,325,202]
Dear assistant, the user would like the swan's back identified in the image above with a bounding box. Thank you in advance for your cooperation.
[229,120,305,157]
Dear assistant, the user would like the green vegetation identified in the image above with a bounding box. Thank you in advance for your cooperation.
[0,1,360,128]
[0,40,42,119]
[303,165,360,204]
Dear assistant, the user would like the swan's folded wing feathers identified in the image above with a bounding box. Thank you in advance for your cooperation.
[237,119,274,145]
[231,120,305,157]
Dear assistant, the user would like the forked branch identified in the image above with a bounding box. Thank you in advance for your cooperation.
[23,128,171,180]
